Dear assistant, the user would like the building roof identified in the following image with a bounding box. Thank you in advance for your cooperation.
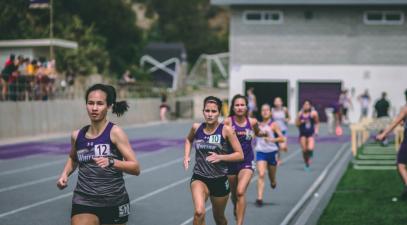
[212,0,407,5]
[0,39,78,49]
[143,42,187,61]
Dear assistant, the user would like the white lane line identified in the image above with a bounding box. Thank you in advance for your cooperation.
[0,159,66,176]
[0,175,59,193]
[0,192,73,218]
[0,176,190,219]
[179,205,213,225]
[0,156,188,218]
[280,143,349,225]
[130,177,190,204]
[0,146,177,177]
[177,148,302,225]
[0,156,184,193]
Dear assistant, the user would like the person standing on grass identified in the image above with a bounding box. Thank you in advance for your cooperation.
[57,84,140,225]
[184,96,244,225]
[377,89,407,200]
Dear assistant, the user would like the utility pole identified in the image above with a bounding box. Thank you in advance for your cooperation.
[49,0,54,60]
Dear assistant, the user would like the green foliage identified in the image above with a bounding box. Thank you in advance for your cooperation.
[55,16,109,75]
[141,0,229,63]
[0,0,229,78]
[58,0,143,76]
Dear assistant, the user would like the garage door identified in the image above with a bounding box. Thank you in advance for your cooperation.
[245,81,289,120]
[298,82,342,122]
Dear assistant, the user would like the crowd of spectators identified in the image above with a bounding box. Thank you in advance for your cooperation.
[0,54,57,101]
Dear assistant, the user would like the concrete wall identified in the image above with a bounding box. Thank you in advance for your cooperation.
[0,98,161,140]
[230,6,407,65]
[230,64,407,123]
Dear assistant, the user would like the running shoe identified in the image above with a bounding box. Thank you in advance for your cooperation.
[271,182,277,189]
[255,199,263,207]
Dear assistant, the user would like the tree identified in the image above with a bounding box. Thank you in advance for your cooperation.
[141,0,228,63]
[55,16,110,76]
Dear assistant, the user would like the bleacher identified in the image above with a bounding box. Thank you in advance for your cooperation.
[351,117,404,170]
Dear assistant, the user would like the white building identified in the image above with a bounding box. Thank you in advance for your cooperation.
[0,38,78,65]
[212,0,407,122]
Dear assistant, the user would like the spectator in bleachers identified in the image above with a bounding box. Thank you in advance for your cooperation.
[1,54,16,100]
[4,56,21,101]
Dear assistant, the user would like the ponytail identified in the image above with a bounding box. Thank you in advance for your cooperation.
[112,101,129,117]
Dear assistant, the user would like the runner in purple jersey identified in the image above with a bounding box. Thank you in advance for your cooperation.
[377,89,407,200]
[57,84,140,225]
[184,96,243,225]
[296,100,319,171]
[223,94,267,225]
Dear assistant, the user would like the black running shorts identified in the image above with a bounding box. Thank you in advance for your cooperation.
[190,174,230,197]
[71,203,130,224]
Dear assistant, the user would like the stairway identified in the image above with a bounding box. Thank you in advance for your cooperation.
[352,143,397,170]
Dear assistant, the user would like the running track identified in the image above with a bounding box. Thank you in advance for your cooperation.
[0,121,349,225]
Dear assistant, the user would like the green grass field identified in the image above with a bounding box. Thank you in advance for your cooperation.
[318,164,407,225]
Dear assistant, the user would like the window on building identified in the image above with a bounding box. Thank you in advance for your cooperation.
[364,11,404,25]
[243,10,283,24]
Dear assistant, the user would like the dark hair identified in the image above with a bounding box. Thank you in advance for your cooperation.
[203,96,222,112]
[405,89,407,99]
[85,84,129,117]
[381,92,387,98]
[229,94,248,117]
[301,99,312,109]
[161,93,167,103]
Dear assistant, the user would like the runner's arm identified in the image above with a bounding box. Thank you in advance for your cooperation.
[284,107,291,123]
[313,111,320,135]
[377,106,407,140]
[184,123,199,170]
[269,122,285,143]
[295,112,302,127]
[251,118,267,137]
[57,130,79,189]
[108,125,140,175]
[207,125,243,163]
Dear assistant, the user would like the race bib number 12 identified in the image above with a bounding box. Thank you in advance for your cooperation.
[94,144,111,157]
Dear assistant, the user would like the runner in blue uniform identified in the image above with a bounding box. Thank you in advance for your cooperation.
[296,100,319,171]
[57,84,140,225]
[223,94,267,225]
[254,104,285,207]
[377,89,407,200]
[184,96,243,225]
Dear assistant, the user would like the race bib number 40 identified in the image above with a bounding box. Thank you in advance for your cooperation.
[94,144,111,157]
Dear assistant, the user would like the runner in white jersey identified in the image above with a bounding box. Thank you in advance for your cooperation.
[271,97,290,152]
[254,104,285,207]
